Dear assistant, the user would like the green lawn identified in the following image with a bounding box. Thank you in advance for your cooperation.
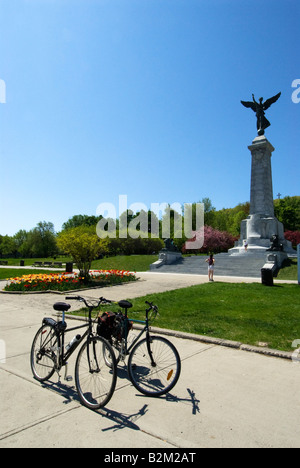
[91,255,158,272]
[0,255,157,272]
[276,258,298,280]
[94,282,299,352]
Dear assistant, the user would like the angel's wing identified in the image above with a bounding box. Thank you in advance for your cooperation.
[263,92,281,110]
[241,100,256,112]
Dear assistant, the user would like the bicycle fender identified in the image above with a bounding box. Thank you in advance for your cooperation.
[43,317,57,327]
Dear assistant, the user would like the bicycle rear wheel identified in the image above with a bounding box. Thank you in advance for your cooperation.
[30,324,59,382]
[128,336,181,397]
[75,336,117,410]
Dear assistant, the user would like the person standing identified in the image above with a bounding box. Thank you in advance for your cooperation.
[206,254,215,282]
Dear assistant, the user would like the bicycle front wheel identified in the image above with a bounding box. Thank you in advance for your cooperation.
[128,336,181,397]
[75,336,117,410]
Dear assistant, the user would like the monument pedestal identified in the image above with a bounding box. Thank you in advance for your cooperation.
[150,250,182,270]
[229,135,294,263]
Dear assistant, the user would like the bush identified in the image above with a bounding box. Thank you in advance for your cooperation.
[284,231,300,248]
[183,226,237,254]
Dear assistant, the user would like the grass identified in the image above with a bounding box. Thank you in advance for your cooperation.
[276,258,298,280]
[82,282,300,352]
[0,255,158,272]
[91,255,158,272]
[0,256,72,267]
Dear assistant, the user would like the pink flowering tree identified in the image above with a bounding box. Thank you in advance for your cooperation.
[284,231,300,248]
[183,226,237,254]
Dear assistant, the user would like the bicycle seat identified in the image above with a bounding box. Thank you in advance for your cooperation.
[118,300,133,309]
[53,302,71,312]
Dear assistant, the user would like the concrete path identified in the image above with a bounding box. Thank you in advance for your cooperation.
[0,272,299,448]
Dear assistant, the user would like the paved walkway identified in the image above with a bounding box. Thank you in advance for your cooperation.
[0,272,299,448]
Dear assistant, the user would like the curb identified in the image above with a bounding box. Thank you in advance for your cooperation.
[147,325,294,361]
[63,313,294,362]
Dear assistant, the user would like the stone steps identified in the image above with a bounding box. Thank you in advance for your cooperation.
[152,252,268,278]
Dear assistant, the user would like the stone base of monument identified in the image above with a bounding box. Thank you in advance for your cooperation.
[229,213,295,265]
[150,250,182,270]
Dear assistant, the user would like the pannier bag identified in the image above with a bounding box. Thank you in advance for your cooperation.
[97,312,116,341]
[97,311,132,342]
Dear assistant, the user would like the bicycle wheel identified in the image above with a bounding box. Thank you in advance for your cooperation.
[75,336,117,410]
[30,323,59,382]
[128,336,181,397]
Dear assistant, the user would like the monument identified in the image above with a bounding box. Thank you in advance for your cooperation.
[150,238,182,270]
[230,92,294,267]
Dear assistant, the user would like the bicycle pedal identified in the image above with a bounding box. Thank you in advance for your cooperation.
[65,375,73,382]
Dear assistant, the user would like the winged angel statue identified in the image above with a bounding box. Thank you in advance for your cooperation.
[241,92,281,136]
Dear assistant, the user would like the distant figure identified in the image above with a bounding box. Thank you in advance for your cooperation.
[241,92,281,136]
[206,254,215,282]
[243,240,248,252]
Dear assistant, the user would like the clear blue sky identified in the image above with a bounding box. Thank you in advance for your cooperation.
[0,0,299,236]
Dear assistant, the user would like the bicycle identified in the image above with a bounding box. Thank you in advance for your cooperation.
[30,296,117,410]
[97,298,181,397]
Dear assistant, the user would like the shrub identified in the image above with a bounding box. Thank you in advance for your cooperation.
[183,226,237,254]
[284,231,300,248]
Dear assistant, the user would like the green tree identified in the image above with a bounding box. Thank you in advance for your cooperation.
[57,226,102,278]
[62,214,102,230]
[29,222,57,257]
[0,235,16,257]
[274,196,300,231]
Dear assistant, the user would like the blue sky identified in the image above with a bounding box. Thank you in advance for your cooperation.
[0,0,299,236]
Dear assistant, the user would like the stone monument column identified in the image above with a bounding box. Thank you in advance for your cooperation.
[249,136,274,217]
[229,91,295,263]
[231,134,294,256]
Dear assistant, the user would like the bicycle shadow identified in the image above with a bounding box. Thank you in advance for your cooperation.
[135,387,200,415]
[98,387,200,433]
[39,375,200,434]
[41,379,79,405]
[99,404,149,432]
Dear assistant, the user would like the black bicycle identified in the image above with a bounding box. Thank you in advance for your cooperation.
[30,296,117,410]
[97,298,181,397]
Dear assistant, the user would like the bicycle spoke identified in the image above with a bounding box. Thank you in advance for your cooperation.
[75,337,117,410]
[128,336,181,397]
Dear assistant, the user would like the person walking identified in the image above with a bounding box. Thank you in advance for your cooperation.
[206,253,215,282]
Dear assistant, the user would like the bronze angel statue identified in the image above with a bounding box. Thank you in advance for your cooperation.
[241,92,281,136]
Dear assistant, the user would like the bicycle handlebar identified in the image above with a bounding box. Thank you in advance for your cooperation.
[65,296,158,317]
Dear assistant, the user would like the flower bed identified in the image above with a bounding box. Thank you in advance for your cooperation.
[4,270,137,292]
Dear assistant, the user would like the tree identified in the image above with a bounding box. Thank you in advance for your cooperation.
[274,196,300,231]
[57,226,102,278]
[62,214,103,231]
[284,231,300,248]
[0,235,16,257]
[183,226,237,254]
[29,222,57,257]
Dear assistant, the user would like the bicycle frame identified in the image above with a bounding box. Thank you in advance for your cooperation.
[51,308,94,373]
[117,308,156,366]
